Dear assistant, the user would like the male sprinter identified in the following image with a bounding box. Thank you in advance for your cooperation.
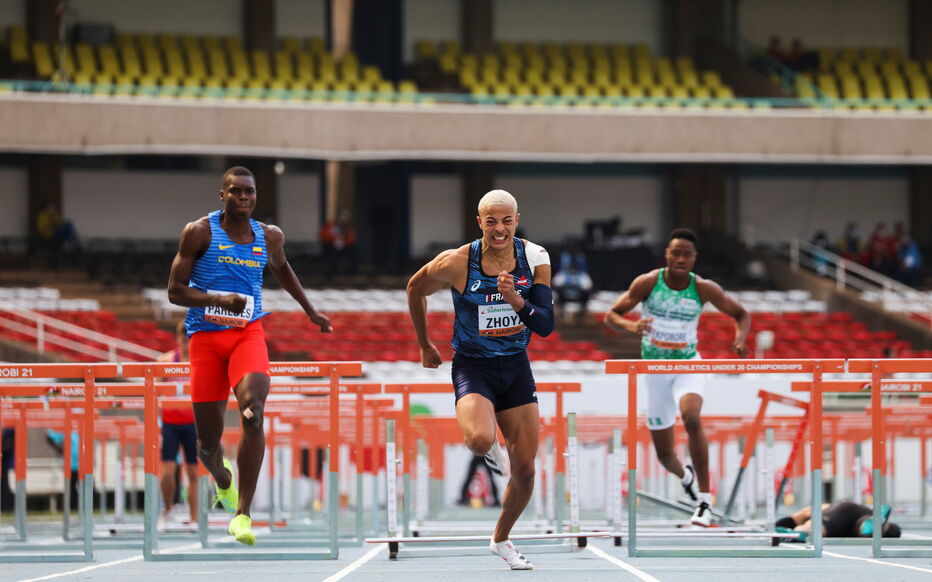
[775,502,901,541]
[168,166,332,545]
[604,228,750,526]
[407,190,553,569]
[156,321,198,527]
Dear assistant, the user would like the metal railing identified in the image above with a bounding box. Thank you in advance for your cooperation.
[776,239,932,329]
[0,301,162,361]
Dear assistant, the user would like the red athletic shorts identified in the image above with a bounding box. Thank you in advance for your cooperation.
[189,319,270,403]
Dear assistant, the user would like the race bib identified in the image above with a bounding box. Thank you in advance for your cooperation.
[648,318,693,350]
[204,290,254,328]
[478,304,525,337]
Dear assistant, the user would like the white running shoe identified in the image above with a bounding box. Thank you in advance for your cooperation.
[690,500,713,527]
[490,538,533,570]
[483,441,511,480]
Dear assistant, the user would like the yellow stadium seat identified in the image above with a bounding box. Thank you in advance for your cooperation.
[884,48,904,61]
[635,70,654,86]
[855,61,876,78]
[626,86,645,98]
[439,40,460,56]
[834,61,853,77]
[692,86,711,99]
[909,77,930,99]
[251,51,271,80]
[481,69,499,85]
[701,71,721,88]
[863,75,885,100]
[839,48,857,62]
[281,37,301,54]
[669,86,688,99]
[714,86,734,99]
[840,75,862,100]
[680,70,699,88]
[863,48,881,62]
[816,74,838,98]
[307,38,326,54]
[886,76,907,101]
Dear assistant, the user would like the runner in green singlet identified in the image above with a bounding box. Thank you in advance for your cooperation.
[604,228,750,526]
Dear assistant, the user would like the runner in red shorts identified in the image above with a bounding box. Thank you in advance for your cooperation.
[167,166,332,545]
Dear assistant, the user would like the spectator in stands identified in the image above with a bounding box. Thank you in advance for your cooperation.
[584,215,621,248]
[35,202,79,267]
[157,321,198,526]
[897,233,923,287]
[766,36,786,62]
[1,428,13,512]
[839,221,862,263]
[167,165,332,546]
[45,429,80,510]
[867,222,894,275]
[319,210,357,275]
[552,258,594,324]
[810,230,832,276]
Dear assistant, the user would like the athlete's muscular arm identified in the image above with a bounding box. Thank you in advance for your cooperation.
[604,272,656,336]
[498,245,554,336]
[167,219,246,312]
[264,224,332,333]
[407,246,468,368]
[698,278,750,357]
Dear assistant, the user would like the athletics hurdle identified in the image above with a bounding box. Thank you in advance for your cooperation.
[723,390,809,520]
[606,358,845,557]
[124,360,362,561]
[369,413,612,560]
[0,363,118,562]
[795,370,932,557]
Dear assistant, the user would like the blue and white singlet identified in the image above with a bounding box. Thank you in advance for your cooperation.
[451,239,534,358]
[184,210,268,335]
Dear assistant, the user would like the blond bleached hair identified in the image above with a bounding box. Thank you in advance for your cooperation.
[477,189,518,215]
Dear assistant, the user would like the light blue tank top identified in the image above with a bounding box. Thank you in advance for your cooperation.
[184,210,268,335]
[451,239,533,358]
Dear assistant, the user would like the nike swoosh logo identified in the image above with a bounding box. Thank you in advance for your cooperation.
[218,244,234,250]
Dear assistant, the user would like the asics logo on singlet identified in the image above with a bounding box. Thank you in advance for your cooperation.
[470,280,481,292]
[218,244,235,250]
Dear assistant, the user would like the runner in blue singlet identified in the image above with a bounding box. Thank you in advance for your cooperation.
[407,190,554,570]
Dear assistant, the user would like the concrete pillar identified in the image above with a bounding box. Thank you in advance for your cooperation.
[910,167,932,249]
[244,0,276,53]
[461,163,495,241]
[27,156,62,239]
[461,0,494,55]
[25,0,59,44]
[911,0,932,60]
[329,0,354,58]
[324,160,355,223]
[671,165,728,234]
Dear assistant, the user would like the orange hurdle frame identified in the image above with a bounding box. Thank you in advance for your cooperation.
[382,382,580,535]
[123,360,362,562]
[722,390,809,520]
[0,363,119,562]
[799,365,932,558]
[606,358,845,558]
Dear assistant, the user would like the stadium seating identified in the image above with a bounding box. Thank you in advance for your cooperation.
[415,39,745,108]
[794,46,930,109]
[3,26,421,103]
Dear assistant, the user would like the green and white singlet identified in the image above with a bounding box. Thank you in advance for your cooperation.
[640,268,703,360]
[639,269,706,430]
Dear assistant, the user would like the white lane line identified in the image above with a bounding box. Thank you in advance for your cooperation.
[824,550,932,574]
[16,542,200,582]
[321,544,385,582]
[586,545,662,582]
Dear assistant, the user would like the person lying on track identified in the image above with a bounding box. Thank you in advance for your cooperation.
[775,501,901,541]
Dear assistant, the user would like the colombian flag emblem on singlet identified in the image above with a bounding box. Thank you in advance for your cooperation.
[253,246,263,256]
